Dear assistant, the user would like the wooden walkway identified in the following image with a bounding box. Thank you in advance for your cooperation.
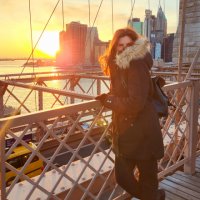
[159,156,200,200]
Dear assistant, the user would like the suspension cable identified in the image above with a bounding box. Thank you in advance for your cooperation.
[28,0,38,111]
[62,0,65,31]
[130,0,133,20]
[4,0,61,106]
[28,0,34,69]
[163,0,165,14]
[88,0,91,26]
[84,0,104,58]
[111,0,114,35]
[128,0,135,24]
[176,0,179,28]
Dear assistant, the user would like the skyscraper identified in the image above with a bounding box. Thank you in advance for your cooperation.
[85,27,99,65]
[56,22,87,66]
[156,7,167,36]
[163,33,174,62]
[128,18,143,35]
[56,21,108,67]
[143,9,156,40]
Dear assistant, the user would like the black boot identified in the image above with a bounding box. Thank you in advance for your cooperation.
[157,189,165,200]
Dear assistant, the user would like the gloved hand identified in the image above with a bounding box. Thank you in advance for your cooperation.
[95,93,108,104]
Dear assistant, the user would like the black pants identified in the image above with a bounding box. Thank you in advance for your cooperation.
[115,156,158,200]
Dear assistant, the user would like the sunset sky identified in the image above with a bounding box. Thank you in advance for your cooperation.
[0,0,179,58]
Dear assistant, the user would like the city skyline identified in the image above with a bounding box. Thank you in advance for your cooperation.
[0,0,179,58]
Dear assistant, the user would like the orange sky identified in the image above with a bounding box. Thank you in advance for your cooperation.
[0,0,179,59]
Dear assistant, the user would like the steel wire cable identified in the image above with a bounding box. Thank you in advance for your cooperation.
[128,0,136,25]
[4,0,61,107]
[28,0,38,111]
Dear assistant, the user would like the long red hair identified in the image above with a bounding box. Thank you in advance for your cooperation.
[99,27,140,75]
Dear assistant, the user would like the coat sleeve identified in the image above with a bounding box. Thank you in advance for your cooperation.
[103,59,151,117]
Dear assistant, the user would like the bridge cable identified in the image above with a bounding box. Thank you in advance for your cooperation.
[128,0,136,25]
[4,0,61,107]
[84,0,104,67]
[163,0,165,14]
[88,0,91,26]
[28,0,38,111]
[62,0,65,31]
[111,0,114,35]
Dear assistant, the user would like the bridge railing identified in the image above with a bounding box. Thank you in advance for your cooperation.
[1,71,200,117]
[0,74,110,116]
[0,79,200,199]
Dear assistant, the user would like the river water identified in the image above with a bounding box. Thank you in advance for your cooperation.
[0,60,109,113]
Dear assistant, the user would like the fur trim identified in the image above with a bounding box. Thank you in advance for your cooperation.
[115,38,150,69]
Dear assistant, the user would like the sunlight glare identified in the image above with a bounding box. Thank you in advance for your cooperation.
[35,31,59,57]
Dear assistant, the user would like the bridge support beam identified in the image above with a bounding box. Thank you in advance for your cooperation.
[0,81,8,118]
[184,79,199,174]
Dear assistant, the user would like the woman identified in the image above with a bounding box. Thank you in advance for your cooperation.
[95,28,165,200]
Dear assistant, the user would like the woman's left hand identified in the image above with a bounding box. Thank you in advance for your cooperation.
[95,93,108,104]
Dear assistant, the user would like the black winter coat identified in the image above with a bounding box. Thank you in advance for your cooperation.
[103,38,164,160]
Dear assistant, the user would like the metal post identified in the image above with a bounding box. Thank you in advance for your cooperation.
[0,124,6,200]
[184,79,199,174]
[97,79,101,95]
[70,77,75,104]
[177,0,187,82]
[38,81,43,110]
[0,95,3,118]
[0,81,7,118]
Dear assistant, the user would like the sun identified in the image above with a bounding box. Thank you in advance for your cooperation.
[35,31,59,57]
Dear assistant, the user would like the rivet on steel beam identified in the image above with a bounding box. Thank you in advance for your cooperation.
[108,166,112,169]
[96,154,99,156]
[62,165,65,170]
[61,187,65,190]
[52,169,56,173]
[36,198,41,200]
[82,177,86,181]
[71,163,75,166]
[100,169,104,172]
[19,182,23,186]
[91,173,95,176]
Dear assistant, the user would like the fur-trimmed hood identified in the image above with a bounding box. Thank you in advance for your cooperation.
[115,37,151,69]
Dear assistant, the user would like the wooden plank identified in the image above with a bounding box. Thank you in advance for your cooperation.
[166,176,200,194]
[164,190,185,200]
[196,159,200,165]
[160,179,199,200]
[172,173,200,190]
[195,167,200,173]
[196,159,200,164]
[176,171,200,184]
[195,173,200,178]
[159,182,187,200]
[195,162,200,168]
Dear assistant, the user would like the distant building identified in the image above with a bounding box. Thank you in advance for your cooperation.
[143,6,167,60]
[143,10,156,40]
[156,6,167,37]
[155,43,162,59]
[128,18,143,35]
[94,41,109,66]
[163,33,174,62]
[56,22,87,66]
[85,27,99,65]
[56,22,108,67]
